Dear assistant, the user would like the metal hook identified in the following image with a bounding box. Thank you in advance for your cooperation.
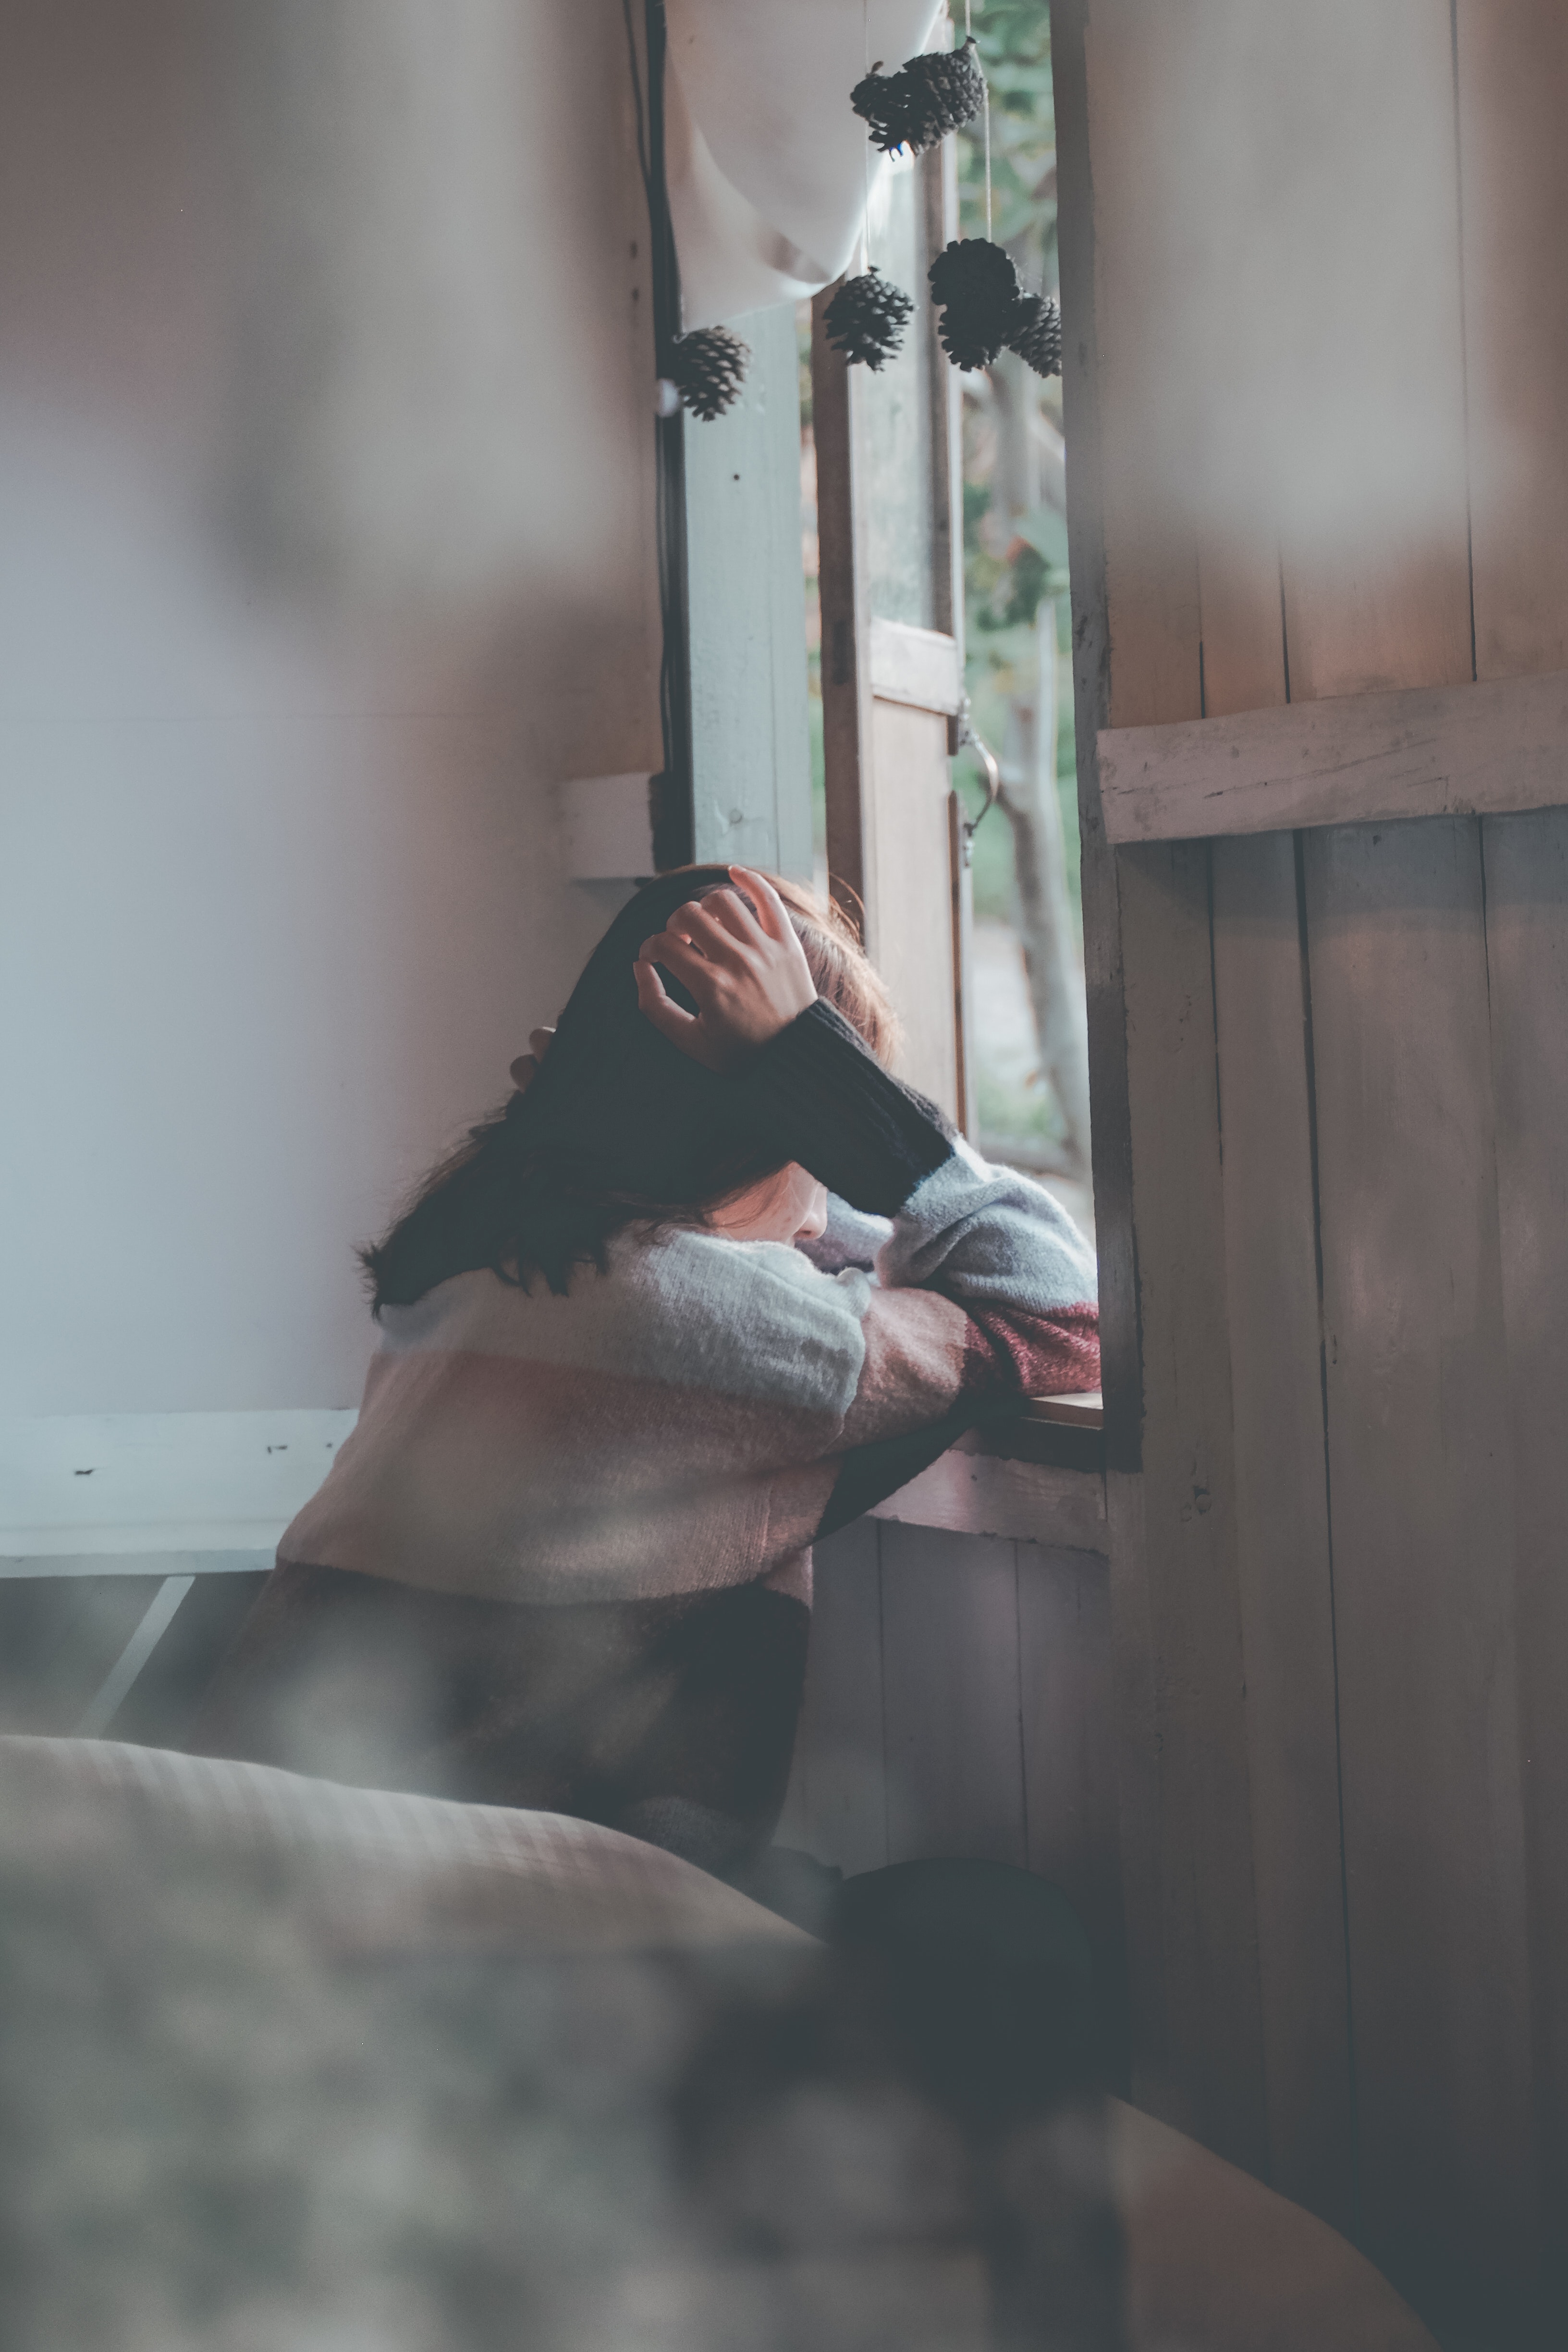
[955,700,1001,868]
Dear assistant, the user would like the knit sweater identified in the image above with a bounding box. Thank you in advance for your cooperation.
[194,1003,1098,1869]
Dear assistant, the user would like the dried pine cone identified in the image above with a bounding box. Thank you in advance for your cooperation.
[824,267,915,370]
[928,237,1023,371]
[670,326,749,421]
[851,37,985,156]
[896,37,986,150]
[849,58,910,154]
[1008,292,1062,379]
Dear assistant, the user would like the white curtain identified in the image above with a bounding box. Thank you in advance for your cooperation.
[664,0,945,328]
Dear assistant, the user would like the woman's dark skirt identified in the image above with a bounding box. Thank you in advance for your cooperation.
[189,1562,809,1879]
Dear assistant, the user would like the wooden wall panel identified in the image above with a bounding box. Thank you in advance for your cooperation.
[783,1523,1121,1928]
[1111,842,1264,2169]
[1054,0,1270,2177]
[1017,1544,1121,1979]
[1263,0,1538,2275]
[775,1519,888,1878]
[879,1523,1027,1869]
[1303,819,1533,2263]
[1480,811,1568,2260]
[1458,0,1568,685]
[1194,516,1350,2217]
[1202,535,1353,2222]
[1211,831,1353,2230]
[1055,0,1568,2292]
[1458,0,1568,2265]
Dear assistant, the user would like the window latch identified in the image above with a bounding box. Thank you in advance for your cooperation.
[954,701,1001,869]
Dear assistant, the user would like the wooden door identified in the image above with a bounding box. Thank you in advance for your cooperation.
[812,144,970,1126]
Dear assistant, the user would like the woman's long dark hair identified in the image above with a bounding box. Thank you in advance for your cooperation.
[362,868,894,1309]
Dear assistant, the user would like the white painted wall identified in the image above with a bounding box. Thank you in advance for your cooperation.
[0,0,662,1422]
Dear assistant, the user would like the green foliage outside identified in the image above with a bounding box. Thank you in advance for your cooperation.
[956,0,1059,268]
[802,4,1076,946]
[950,1,1078,935]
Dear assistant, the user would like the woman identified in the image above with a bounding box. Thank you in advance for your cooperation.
[193,867,1098,1880]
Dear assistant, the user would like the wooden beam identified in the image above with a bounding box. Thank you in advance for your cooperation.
[867,617,963,715]
[867,1451,1107,1555]
[1098,666,1568,845]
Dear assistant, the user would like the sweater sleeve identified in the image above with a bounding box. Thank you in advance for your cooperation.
[845,1140,1099,1442]
[735,999,955,1215]
[735,1001,1099,1533]
[799,1144,1099,1538]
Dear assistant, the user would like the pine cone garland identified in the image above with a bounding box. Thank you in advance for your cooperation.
[851,37,985,156]
[669,326,749,421]
[1008,293,1062,379]
[824,267,915,370]
[928,237,1023,371]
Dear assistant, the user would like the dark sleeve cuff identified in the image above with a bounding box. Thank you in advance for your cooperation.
[736,999,954,1217]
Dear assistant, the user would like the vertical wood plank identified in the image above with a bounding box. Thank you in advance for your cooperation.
[1017,1544,1120,1973]
[1480,810,1568,2267]
[775,1519,888,1878]
[1271,1,1533,2274]
[1114,838,1265,2171]
[879,1524,1026,1869]
[1457,0,1568,685]
[1303,818,1533,2266]
[866,698,961,1120]
[684,301,813,879]
[1200,517,1353,2216]
[1196,537,1286,725]
[1458,2,1568,2270]
[811,288,871,934]
[1276,3,1472,705]
[1056,0,1267,2175]
[1211,830,1353,2229]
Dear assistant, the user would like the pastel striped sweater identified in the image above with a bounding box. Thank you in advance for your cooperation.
[194,1003,1098,1873]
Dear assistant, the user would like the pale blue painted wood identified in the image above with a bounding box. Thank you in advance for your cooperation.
[683,303,813,880]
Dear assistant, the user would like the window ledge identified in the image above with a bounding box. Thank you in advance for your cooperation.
[867,1395,1107,1554]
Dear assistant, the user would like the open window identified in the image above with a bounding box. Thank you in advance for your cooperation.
[805,37,1091,1249]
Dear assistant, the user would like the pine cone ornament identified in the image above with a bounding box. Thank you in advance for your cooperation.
[851,37,985,156]
[824,267,915,370]
[896,37,986,150]
[849,58,910,154]
[928,237,1023,371]
[670,326,749,421]
[1008,292,1062,379]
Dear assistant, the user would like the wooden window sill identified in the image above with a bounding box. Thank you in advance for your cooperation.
[867,1394,1108,1554]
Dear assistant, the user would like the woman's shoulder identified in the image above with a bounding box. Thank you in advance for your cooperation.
[374,1232,871,1411]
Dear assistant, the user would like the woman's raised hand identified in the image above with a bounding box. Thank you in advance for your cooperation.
[635,869,817,1072]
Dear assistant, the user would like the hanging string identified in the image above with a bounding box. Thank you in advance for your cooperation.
[862,0,873,269]
[964,2,972,235]
[959,1,992,238]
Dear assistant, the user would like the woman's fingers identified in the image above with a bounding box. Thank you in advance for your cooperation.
[639,929,715,991]
[701,884,767,950]
[634,955,698,1040]
[666,896,753,970]
[729,867,792,944]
